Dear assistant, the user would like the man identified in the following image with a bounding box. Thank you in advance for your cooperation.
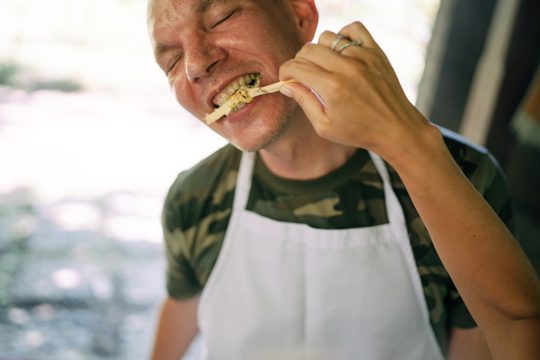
[147,0,540,359]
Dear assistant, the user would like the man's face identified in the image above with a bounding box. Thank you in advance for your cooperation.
[148,0,314,151]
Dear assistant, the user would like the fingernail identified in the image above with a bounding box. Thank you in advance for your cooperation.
[280,85,293,97]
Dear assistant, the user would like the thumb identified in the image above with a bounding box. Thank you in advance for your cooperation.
[280,82,325,124]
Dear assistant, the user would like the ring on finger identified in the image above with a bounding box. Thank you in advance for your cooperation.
[337,40,363,54]
[330,34,349,51]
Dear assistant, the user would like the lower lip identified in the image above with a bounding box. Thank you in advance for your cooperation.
[216,95,264,124]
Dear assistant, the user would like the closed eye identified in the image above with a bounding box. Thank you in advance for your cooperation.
[210,8,237,29]
[166,55,182,74]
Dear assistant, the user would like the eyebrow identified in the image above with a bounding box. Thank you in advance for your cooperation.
[197,0,235,13]
[154,0,237,56]
[197,0,215,12]
[154,44,175,58]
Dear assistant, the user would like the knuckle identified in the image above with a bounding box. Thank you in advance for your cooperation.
[325,77,342,97]
[314,121,331,138]
[342,20,364,32]
[303,43,318,54]
[324,91,343,109]
[319,30,334,43]
[350,21,367,33]
[295,43,314,59]
[343,59,363,75]
[372,57,386,72]
[362,51,384,69]
[278,59,294,74]
[364,54,378,68]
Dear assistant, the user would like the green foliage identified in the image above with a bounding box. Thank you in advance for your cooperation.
[0,62,20,86]
[28,79,83,92]
[0,61,83,92]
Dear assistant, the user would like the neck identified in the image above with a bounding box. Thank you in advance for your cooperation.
[259,115,356,180]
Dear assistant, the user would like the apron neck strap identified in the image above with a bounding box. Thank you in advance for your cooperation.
[233,151,256,210]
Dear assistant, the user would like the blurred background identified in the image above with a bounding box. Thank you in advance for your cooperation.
[0,0,538,359]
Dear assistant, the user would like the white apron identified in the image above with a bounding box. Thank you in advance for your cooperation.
[197,151,444,360]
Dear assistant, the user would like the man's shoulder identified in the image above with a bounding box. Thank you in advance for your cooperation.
[170,144,241,195]
[163,144,241,230]
[441,127,490,159]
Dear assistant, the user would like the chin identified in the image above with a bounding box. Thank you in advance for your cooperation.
[220,97,298,152]
[229,133,276,152]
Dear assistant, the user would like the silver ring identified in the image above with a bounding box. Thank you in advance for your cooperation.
[336,40,363,53]
[330,34,349,51]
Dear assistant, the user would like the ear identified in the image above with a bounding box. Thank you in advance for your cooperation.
[289,0,319,42]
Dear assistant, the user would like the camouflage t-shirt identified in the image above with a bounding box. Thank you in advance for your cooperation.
[162,129,515,353]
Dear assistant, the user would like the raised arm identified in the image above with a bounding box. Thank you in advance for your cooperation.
[279,21,540,358]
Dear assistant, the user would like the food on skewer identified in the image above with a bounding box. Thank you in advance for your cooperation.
[205,78,297,124]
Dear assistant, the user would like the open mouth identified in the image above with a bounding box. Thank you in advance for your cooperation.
[212,73,261,112]
[205,75,295,124]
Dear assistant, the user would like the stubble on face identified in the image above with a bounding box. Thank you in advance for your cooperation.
[148,0,310,152]
[236,102,296,152]
[222,1,308,152]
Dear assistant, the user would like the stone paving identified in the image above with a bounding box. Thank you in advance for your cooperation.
[0,81,226,359]
[0,82,225,358]
[0,188,166,359]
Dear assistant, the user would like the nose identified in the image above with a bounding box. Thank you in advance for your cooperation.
[184,35,225,82]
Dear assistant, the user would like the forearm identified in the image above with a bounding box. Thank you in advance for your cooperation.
[279,19,540,357]
[484,317,540,360]
[387,123,540,327]
[151,296,199,360]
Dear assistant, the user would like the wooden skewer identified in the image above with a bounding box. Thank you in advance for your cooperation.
[205,79,298,124]
[247,79,298,97]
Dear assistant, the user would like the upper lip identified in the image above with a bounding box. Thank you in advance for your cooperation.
[205,72,265,110]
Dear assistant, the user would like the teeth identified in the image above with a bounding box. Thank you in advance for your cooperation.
[214,73,261,107]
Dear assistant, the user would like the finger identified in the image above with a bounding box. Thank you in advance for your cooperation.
[338,21,380,50]
[296,42,384,85]
[295,43,359,72]
[279,81,327,126]
[279,59,329,120]
[334,40,365,56]
[318,30,350,51]
[280,57,360,125]
[280,57,339,100]
[317,30,369,59]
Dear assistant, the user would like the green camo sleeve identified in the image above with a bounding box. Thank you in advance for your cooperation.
[160,145,240,300]
[162,195,202,300]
